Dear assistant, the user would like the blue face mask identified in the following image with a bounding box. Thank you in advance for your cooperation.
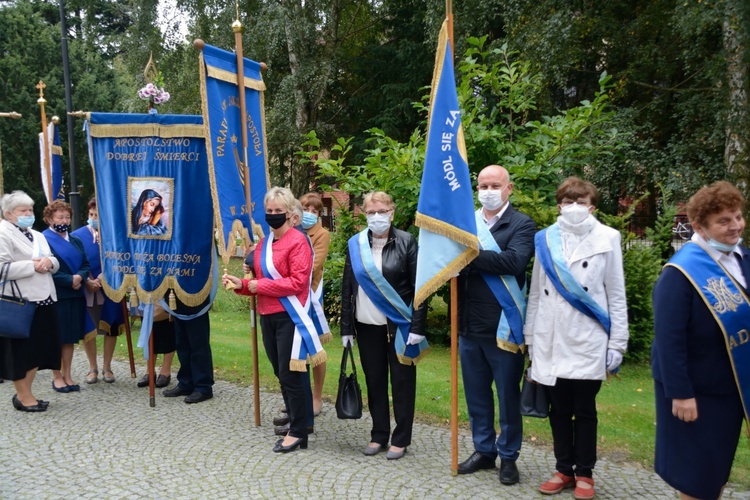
[708,236,742,253]
[301,212,318,229]
[16,215,35,228]
[88,218,99,229]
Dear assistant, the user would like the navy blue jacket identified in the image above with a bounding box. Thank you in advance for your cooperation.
[50,234,89,300]
[652,246,750,398]
[458,205,536,339]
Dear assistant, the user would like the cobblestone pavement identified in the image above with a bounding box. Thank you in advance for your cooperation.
[1,352,749,499]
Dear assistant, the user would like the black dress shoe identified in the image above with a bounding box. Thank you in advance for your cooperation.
[272,436,308,453]
[12,394,47,412]
[499,459,520,485]
[184,391,213,404]
[137,374,150,388]
[155,374,171,388]
[163,386,192,397]
[273,415,290,426]
[457,451,496,474]
[274,423,314,436]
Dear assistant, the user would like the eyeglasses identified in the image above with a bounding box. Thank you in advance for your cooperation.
[364,209,392,216]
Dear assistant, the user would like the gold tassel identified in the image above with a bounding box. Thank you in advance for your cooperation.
[318,332,332,344]
[168,289,176,311]
[129,287,138,309]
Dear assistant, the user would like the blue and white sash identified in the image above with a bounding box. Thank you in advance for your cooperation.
[475,211,527,352]
[261,235,326,372]
[667,242,750,433]
[535,224,611,335]
[348,230,429,365]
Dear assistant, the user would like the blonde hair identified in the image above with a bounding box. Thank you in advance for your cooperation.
[362,191,395,211]
[264,187,297,213]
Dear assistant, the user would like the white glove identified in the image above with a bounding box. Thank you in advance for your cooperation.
[606,349,623,372]
[342,335,354,348]
[406,333,425,345]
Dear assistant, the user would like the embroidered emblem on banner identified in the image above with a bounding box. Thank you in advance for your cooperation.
[704,277,743,313]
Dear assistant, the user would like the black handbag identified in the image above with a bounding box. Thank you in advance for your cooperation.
[0,262,37,339]
[520,366,549,418]
[335,344,363,419]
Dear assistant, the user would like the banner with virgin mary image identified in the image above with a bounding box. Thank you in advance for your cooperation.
[84,112,215,307]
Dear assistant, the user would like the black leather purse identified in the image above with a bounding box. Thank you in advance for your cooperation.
[0,262,37,339]
[520,365,549,418]
[335,344,363,419]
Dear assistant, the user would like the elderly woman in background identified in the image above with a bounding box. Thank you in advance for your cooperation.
[300,192,331,416]
[223,187,321,453]
[340,191,428,460]
[43,200,90,393]
[0,191,61,412]
[652,181,750,500]
[72,198,123,384]
[525,177,628,499]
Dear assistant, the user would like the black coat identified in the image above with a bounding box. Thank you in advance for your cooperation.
[458,205,536,339]
[340,226,427,338]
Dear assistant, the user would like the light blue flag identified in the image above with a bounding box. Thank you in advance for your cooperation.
[198,43,270,261]
[414,20,479,308]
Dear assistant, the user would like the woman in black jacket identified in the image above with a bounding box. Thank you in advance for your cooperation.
[341,191,428,461]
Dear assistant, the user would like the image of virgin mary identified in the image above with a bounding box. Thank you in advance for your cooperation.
[131,189,168,236]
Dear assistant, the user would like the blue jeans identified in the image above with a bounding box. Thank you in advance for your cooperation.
[459,335,524,460]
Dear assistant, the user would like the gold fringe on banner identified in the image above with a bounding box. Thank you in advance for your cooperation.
[51,145,63,156]
[88,123,204,138]
[206,65,266,91]
[101,250,216,308]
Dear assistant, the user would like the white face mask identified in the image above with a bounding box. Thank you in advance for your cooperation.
[560,203,591,225]
[478,189,504,211]
[367,213,391,235]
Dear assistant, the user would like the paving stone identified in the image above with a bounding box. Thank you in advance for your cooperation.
[0,350,748,498]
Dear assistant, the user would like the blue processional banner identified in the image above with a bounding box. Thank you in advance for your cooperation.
[39,122,65,203]
[198,43,270,261]
[414,19,479,308]
[84,112,215,307]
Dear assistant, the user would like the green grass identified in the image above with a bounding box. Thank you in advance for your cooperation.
[112,257,750,489]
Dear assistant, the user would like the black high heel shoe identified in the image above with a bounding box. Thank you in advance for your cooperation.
[12,395,47,412]
[273,436,308,453]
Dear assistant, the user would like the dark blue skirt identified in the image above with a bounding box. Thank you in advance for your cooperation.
[56,297,87,344]
[654,380,744,499]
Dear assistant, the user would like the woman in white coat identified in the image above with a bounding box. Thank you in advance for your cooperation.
[0,191,62,412]
[525,177,628,500]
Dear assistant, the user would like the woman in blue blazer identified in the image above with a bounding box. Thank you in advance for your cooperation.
[652,181,750,500]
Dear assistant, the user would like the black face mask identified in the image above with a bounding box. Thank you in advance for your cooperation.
[265,213,288,230]
[53,223,71,233]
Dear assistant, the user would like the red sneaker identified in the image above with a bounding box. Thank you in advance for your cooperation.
[539,471,575,495]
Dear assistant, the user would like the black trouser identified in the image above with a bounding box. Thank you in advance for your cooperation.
[173,308,214,395]
[356,321,416,448]
[261,312,310,438]
[548,378,602,478]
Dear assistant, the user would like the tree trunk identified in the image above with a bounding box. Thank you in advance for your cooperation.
[723,4,749,187]
[723,2,750,238]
